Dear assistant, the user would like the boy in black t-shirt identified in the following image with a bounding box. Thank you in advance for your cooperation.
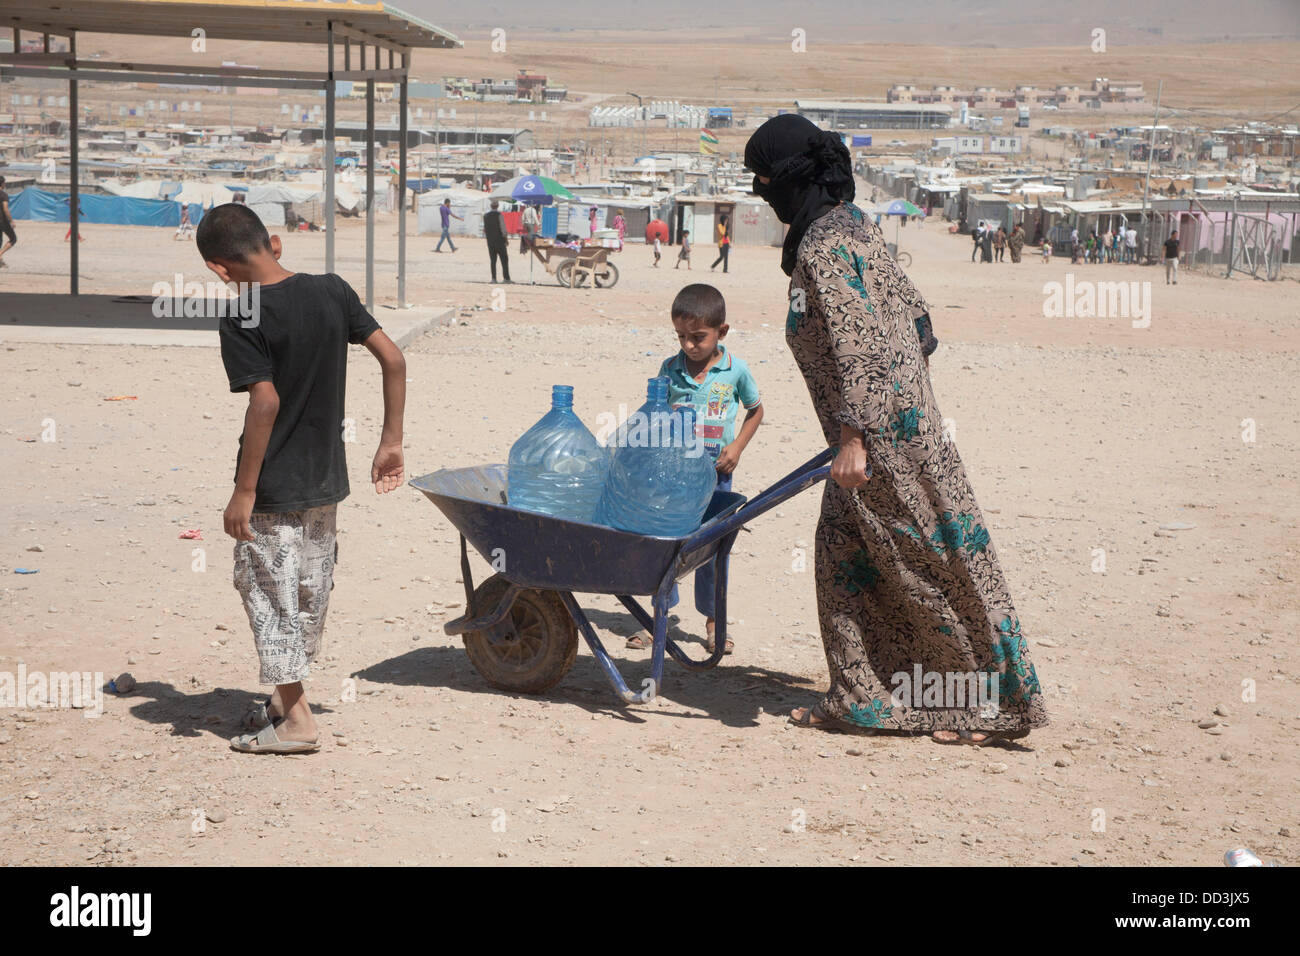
[197,203,407,754]
[0,176,16,268]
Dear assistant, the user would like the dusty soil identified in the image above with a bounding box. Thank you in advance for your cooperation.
[1,209,1297,866]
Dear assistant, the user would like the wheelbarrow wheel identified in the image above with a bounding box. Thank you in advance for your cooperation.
[593,261,619,288]
[555,259,575,287]
[462,575,578,694]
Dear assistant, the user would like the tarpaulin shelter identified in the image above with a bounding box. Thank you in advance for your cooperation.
[0,0,461,309]
[11,186,185,227]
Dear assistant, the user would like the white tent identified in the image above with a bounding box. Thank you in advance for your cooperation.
[417,189,493,237]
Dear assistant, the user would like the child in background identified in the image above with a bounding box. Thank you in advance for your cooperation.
[197,203,407,754]
[1042,238,1052,263]
[626,283,763,655]
[675,229,692,270]
[653,235,662,268]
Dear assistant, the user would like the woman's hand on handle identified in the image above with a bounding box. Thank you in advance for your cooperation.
[831,426,870,490]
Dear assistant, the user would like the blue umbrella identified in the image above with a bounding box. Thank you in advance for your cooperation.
[488,175,576,206]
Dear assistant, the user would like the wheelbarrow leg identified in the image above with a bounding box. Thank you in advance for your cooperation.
[557,591,651,705]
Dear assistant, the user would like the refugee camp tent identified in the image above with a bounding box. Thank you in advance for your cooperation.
[9,186,183,227]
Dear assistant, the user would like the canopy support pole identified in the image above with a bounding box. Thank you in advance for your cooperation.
[324,21,336,274]
[69,29,79,295]
[365,43,375,312]
[397,48,407,307]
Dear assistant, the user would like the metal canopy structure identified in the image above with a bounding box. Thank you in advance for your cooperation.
[0,0,462,308]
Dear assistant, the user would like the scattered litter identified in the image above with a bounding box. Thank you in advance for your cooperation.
[103,395,139,402]
[179,529,203,540]
[14,568,38,574]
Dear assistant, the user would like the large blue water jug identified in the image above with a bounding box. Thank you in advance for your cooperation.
[507,385,610,522]
[597,381,718,538]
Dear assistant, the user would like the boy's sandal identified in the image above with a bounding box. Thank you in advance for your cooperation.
[242,699,278,731]
[229,721,319,755]
[703,634,734,655]
[625,633,653,650]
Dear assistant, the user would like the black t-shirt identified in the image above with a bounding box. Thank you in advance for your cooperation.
[1164,237,1179,259]
[483,210,505,245]
[219,272,381,513]
[0,189,10,224]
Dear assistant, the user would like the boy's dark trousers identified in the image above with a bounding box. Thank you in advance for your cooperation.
[668,471,732,618]
[489,240,510,282]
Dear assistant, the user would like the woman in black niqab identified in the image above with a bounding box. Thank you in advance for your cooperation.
[744,114,856,275]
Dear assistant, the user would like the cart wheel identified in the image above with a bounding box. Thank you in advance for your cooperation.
[462,575,578,694]
[556,260,575,287]
[593,261,619,288]
[895,251,912,268]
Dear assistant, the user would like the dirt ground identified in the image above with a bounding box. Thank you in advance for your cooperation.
[1,208,1297,866]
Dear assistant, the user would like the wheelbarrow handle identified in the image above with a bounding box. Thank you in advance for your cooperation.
[682,447,853,554]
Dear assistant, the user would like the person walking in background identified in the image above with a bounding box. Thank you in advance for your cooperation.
[1042,238,1053,263]
[652,234,662,268]
[676,229,692,270]
[1164,231,1180,284]
[435,198,460,252]
[174,205,194,241]
[588,204,600,236]
[711,214,731,272]
[1125,224,1138,263]
[993,225,1006,262]
[980,224,993,263]
[483,199,511,284]
[971,222,983,263]
[64,197,86,243]
[521,202,540,251]
[1101,226,1112,263]
[612,209,627,251]
[1007,222,1025,263]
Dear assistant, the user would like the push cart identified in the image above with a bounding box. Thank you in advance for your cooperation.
[525,238,620,288]
[409,448,837,704]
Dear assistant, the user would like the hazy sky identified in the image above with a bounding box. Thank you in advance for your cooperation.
[399,0,1300,43]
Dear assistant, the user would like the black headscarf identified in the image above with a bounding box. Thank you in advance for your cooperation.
[745,114,855,275]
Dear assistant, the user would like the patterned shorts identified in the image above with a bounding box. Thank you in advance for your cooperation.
[233,504,337,685]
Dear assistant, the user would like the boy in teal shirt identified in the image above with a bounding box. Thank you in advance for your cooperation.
[628,283,763,654]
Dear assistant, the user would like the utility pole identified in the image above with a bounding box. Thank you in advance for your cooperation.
[626,91,644,160]
[1139,78,1163,264]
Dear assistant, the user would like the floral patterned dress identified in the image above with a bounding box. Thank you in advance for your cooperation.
[786,202,1048,733]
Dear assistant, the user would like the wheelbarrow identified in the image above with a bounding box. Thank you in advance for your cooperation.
[408,448,837,705]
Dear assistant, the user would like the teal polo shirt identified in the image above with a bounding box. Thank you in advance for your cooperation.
[658,344,762,459]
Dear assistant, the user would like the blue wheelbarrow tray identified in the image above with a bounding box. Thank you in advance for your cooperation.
[409,449,834,705]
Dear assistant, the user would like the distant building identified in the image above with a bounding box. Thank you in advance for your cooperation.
[796,100,952,130]
[889,81,1133,108]
[1092,78,1145,102]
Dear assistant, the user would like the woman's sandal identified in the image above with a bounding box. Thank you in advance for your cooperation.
[931,728,1032,747]
[625,633,653,650]
[789,704,846,732]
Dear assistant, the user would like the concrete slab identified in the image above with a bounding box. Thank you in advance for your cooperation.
[0,293,453,349]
